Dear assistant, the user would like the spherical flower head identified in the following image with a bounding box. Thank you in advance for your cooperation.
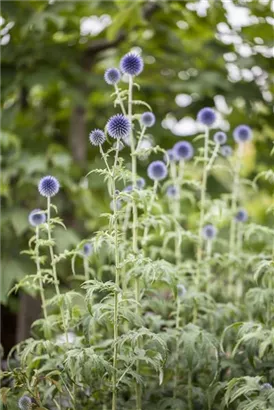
[141,112,155,128]
[221,145,233,157]
[83,243,93,257]
[38,176,60,198]
[104,68,121,85]
[136,177,146,189]
[18,396,32,410]
[164,149,176,163]
[173,141,194,161]
[89,129,106,146]
[233,125,252,143]
[28,209,46,227]
[177,284,187,299]
[202,224,217,240]
[197,107,216,127]
[107,114,131,139]
[261,383,272,391]
[123,185,133,193]
[213,131,227,145]
[235,208,248,223]
[120,52,144,76]
[147,160,167,181]
[166,185,179,198]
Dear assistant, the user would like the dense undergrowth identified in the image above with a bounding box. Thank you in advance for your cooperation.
[1,52,274,410]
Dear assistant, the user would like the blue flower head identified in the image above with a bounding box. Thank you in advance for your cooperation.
[164,149,176,163]
[173,141,194,161]
[177,284,187,299]
[197,107,216,126]
[141,112,155,128]
[18,396,32,410]
[107,114,131,139]
[123,185,133,193]
[89,129,106,146]
[235,209,248,223]
[233,125,252,143]
[147,160,167,181]
[38,176,60,198]
[137,177,146,189]
[202,224,217,240]
[166,185,179,198]
[120,52,144,76]
[83,243,93,257]
[104,68,121,85]
[261,383,272,390]
[28,209,46,227]
[213,131,227,145]
[221,145,233,157]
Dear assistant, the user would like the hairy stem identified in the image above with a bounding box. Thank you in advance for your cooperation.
[206,143,220,171]
[114,84,126,115]
[188,371,193,410]
[35,226,48,321]
[83,256,89,281]
[143,180,158,245]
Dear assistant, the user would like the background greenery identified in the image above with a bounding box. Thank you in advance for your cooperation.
[1,0,273,347]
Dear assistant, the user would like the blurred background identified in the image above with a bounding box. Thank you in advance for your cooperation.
[1,0,273,356]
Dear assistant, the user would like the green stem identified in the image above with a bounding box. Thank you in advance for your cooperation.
[35,226,48,321]
[136,126,146,152]
[188,371,193,410]
[205,239,212,294]
[83,256,89,281]
[143,180,158,245]
[206,143,220,171]
[114,84,126,116]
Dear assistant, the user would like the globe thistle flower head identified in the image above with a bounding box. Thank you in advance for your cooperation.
[107,114,131,139]
[177,284,187,299]
[164,149,176,163]
[18,396,32,410]
[235,208,248,223]
[221,145,233,157]
[141,112,155,128]
[123,185,133,193]
[104,68,121,85]
[261,383,272,390]
[166,185,179,198]
[197,107,216,126]
[233,125,252,143]
[83,243,93,257]
[173,141,194,161]
[38,176,60,198]
[147,160,167,181]
[28,209,46,227]
[213,131,227,145]
[120,52,144,76]
[202,224,217,240]
[136,177,146,189]
[89,129,106,146]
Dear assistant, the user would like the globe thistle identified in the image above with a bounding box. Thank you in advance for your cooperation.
[164,149,176,163]
[28,209,46,227]
[166,185,179,198]
[202,224,217,240]
[83,243,93,257]
[213,131,227,145]
[177,284,187,299]
[18,396,32,410]
[197,107,216,126]
[107,114,131,139]
[110,199,122,211]
[120,52,144,76]
[123,185,133,193]
[38,176,60,198]
[136,177,146,189]
[104,68,121,85]
[147,160,167,181]
[220,145,233,157]
[260,383,272,390]
[235,208,248,223]
[141,112,155,128]
[233,125,252,143]
[173,141,194,161]
[89,129,106,146]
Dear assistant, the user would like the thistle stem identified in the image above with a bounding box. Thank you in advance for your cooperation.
[206,143,220,171]
[114,84,126,116]
[35,226,48,321]
[83,257,89,281]
[136,126,146,152]
[143,180,158,245]
[188,371,193,410]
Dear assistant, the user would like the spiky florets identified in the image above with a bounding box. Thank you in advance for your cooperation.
[197,107,216,126]
[213,131,227,145]
[104,68,121,85]
[89,129,106,146]
[173,141,194,161]
[147,160,168,181]
[28,209,46,227]
[166,185,179,198]
[164,149,176,163]
[221,145,233,157]
[202,224,217,240]
[233,125,252,143]
[120,52,144,76]
[83,243,93,257]
[141,112,155,128]
[235,209,248,223]
[18,396,32,410]
[107,114,131,139]
[38,176,60,198]
[137,177,146,189]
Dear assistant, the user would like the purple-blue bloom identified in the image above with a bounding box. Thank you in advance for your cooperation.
[235,209,248,223]
[120,52,144,76]
[197,107,216,126]
[18,396,32,410]
[147,160,167,181]
[173,141,194,161]
[221,145,233,157]
[141,112,155,128]
[213,131,227,145]
[89,129,106,146]
[166,185,179,198]
[83,243,93,257]
[202,224,217,240]
[28,209,46,227]
[233,125,252,143]
[177,284,187,298]
[107,114,131,139]
[38,176,60,198]
[104,68,121,85]
[137,177,146,189]
[164,149,176,163]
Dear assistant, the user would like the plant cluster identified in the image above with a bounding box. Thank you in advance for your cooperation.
[1,51,274,410]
